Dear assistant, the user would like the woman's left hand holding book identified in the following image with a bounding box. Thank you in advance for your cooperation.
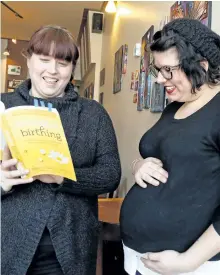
[0,145,34,192]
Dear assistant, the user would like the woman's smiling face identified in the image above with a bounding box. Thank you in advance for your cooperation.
[152,47,193,102]
[27,49,73,99]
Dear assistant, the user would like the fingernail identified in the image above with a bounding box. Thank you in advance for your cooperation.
[25,170,29,173]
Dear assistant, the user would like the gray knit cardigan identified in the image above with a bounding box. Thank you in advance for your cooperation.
[1,79,121,275]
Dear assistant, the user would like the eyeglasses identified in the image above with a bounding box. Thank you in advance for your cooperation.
[149,63,181,80]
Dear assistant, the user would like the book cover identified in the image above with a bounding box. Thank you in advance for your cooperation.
[0,104,76,181]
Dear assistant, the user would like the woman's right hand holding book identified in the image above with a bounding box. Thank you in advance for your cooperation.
[0,145,34,192]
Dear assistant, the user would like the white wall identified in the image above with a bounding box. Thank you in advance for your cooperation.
[211,1,220,35]
[1,39,8,93]
[101,1,174,196]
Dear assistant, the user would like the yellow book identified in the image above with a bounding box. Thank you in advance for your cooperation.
[0,103,76,181]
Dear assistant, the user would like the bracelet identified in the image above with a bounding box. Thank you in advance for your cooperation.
[131,158,142,175]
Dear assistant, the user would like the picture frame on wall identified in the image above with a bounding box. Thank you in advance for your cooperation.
[99,92,104,105]
[8,79,24,89]
[100,68,105,86]
[92,13,103,33]
[84,83,94,99]
[170,1,212,27]
[137,25,154,111]
[8,65,21,76]
[150,82,165,113]
[7,88,15,93]
[113,45,124,94]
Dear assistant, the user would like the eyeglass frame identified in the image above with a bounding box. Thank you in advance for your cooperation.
[149,63,181,80]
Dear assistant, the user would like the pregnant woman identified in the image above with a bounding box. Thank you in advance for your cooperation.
[120,18,220,275]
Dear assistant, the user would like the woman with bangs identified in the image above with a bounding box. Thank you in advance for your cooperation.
[120,19,220,275]
[0,25,121,275]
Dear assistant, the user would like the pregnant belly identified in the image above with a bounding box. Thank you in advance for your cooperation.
[120,183,212,253]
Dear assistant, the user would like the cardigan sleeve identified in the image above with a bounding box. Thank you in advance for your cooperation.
[1,187,15,198]
[51,107,121,196]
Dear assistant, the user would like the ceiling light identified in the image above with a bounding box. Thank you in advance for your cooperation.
[3,48,10,56]
[117,7,131,16]
[105,1,117,13]
[12,38,17,44]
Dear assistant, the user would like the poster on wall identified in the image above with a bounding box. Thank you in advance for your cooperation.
[8,65,21,76]
[137,25,154,111]
[130,70,139,91]
[113,45,124,94]
[170,1,212,27]
[100,68,105,86]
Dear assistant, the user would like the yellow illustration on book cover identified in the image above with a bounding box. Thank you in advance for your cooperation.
[0,104,76,181]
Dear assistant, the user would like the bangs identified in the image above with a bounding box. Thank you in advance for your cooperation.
[27,26,79,65]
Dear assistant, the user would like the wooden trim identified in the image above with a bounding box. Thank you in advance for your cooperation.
[81,63,96,83]
[77,8,89,45]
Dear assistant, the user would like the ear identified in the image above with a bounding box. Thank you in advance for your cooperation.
[200,60,209,72]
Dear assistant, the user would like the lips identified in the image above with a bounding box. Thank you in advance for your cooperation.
[165,86,176,94]
[43,76,58,84]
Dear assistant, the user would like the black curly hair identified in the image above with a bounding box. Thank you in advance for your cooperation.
[150,19,220,93]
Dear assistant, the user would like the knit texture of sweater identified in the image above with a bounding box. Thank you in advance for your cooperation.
[1,79,121,275]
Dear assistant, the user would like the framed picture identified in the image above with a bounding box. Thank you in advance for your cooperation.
[99,92,104,105]
[137,25,154,111]
[84,83,94,99]
[100,68,105,87]
[133,93,137,104]
[7,88,15,93]
[122,44,128,74]
[113,45,124,94]
[88,83,94,99]
[150,83,165,113]
[170,1,212,27]
[8,79,24,89]
[8,65,21,76]
[92,13,103,33]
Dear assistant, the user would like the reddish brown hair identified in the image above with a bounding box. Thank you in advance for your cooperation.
[24,25,79,66]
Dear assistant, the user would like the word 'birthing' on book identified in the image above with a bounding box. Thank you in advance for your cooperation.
[0,103,76,181]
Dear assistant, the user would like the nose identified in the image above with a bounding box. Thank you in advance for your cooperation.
[47,60,58,74]
[156,71,166,85]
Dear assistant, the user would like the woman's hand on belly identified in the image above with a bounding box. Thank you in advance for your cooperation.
[140,250,194,275]
[133,157,168,188]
